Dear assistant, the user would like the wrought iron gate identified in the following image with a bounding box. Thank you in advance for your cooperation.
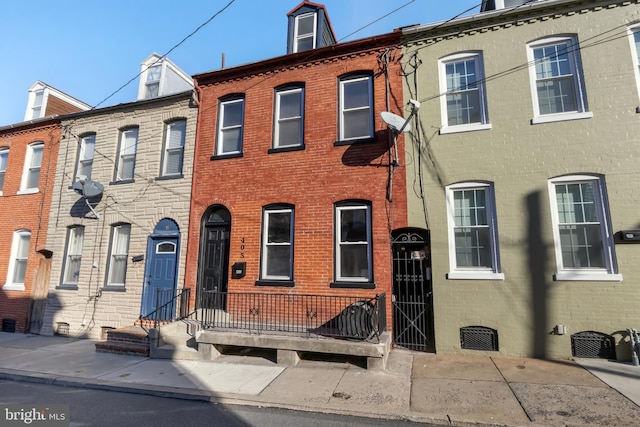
[391,228,434,352]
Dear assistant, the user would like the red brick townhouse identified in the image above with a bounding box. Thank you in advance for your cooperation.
[0,83,90,333]
[184,2,409,338]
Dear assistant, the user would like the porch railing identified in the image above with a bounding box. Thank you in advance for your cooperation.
[140,288,191,328]
[196,291,386,341]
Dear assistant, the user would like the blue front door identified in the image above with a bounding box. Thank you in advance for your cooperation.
[141,237,179,318]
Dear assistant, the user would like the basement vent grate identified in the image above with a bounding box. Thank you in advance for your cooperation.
[571,331,616,359]
[460,326,498,351]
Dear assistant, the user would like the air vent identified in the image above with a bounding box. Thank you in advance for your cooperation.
[571,331,616,359]
[460,326,498,351]
[1,318,16,333]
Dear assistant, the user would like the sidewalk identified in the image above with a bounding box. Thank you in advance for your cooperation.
[0,332,639,426]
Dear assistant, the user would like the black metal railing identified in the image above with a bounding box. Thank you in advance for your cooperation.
[197,291,386,341]
[140,288,191,328]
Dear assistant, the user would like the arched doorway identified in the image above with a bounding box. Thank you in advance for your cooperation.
[197,205,231,309]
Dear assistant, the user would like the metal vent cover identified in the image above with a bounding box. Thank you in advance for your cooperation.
[571,331,616,359]
[460,326,498,351]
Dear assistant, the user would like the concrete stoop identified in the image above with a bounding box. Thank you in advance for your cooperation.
[95,326,150,357]
[149,319,202,361]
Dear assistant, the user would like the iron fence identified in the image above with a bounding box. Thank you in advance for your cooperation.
[140,288,191,328]
[197,291,386,341]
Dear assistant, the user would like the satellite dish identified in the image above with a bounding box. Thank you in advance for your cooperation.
[72,178,104,218]
[381,112,411,133]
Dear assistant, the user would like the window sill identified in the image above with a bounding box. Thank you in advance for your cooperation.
[531,111,593,125]
[553,272,623,282]
[334,136,377,146]
[439,123,492,135]
[16,189,39,195]
[109,179,135,186]
[2,283,25,291]
[447,271,505,280]
[330,281,376,289]
[268,145,305,154]
[210,153,243,161]
[255,279,295,287]
[155,174,183,181]
[102,286,126,292]
[56,284,79,291]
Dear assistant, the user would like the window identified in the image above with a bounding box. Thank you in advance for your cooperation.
[273,87,304,150]
[75,134,95,182]
[334,201,373,285]
[0,147,8,194]
[144,64,162,98]
[338,75,374,142]
[61,226,84,287]
[106,224,131,287]
[527,36,591,124]
[548,175,620,281]
[19,142,44,193]
[260,206,294,283]
[162,120,186,176]
[439,52,491,134]
[628,25,640,101]
[216,97,244,156]
[5,230,31,290]
[446,182,503,280]
[294,12,316,52]
[115,128,138,181]
[31,90,44,119]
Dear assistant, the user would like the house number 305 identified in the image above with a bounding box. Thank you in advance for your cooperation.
[240,237,245,258]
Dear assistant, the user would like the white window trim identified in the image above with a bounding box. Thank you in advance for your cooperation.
[548,175,621,282]
[4,230,31,291]
[0,147,8,197]
[75,134,96,182]
[62,226,84,286]
[339,75,374,141]
[162,120,186,176]
[438,52,492,134]
[116,128,138,181]
[527,36,590,123]
[274,87,304,148]
[446,182,504,280]
[144,64,164,99]
[294,12,317,53]
[627,24,640,103]
[17,142,44,195]
[335,203,373,283]
[106,224,131,287]
[217,98,245,156]
[261,207,294,281]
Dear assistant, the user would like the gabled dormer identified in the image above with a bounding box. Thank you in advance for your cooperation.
[481,0,541,12]
[286,2,337,54]
[137,53,194,100]
[24,81,91,121]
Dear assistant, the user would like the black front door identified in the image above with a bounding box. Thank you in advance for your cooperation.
[198,206,231,309]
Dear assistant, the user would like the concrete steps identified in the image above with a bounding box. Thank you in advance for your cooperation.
[95,326,150,357]
[149,319,202,360]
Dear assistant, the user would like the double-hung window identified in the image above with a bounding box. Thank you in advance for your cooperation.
[548,175,620,281]
[144,64,162,98]
[627,25,640,101]
[439,52,491,134]
[294,12,316,52]
[5,230,31,290]
[30,90,44,119]
[338,74,374,142]
[162,120,186,176]
[216,96,244,157]
[527,36,591,124]
[115,128,138,182]
[75,134,95,182]
[446,182,503,280]
[61,226,84,287]
[19,142,44,194]
[273,86,304,150]
[259,205,294,284]
[0,147,8,195]
[106,224,131,288]
[333,201,373,286]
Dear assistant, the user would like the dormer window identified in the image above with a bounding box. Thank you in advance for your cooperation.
[31,90,44,119]
[144,64,162,98]
[137,54,193,100]
[294,12,316,52]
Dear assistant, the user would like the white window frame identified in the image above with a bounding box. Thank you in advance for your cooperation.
[274,87,304,149]
[261,207,294,281]
[217,98,244,156]
[294,12,317,53]
[627,24,640,102]
[0,147,8,196]
[116,128,138,181]
[446,182,504,280]
[28,90,45,120]
[439,52,492,134]
[75,134,95,182]
[62,226,84,286]
[548,175,621,281]
[527,36,592,124]
[162,120,186,176]
[18,142,44,194]
[335,202,373,283]
[106,224,131,287]
[4,230,31,291]
[144,64,162,99]
[339,75,374,141]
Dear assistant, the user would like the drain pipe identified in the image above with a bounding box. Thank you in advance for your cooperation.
[628,328,639,366]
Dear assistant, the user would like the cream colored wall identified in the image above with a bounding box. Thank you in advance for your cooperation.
[41,95,197,339]
[403,1,640,359]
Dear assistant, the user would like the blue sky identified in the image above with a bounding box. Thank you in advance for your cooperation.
[0,1,482,126]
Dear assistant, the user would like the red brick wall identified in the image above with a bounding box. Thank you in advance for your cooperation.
[0,122,60,333]
[186,45,407,325]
